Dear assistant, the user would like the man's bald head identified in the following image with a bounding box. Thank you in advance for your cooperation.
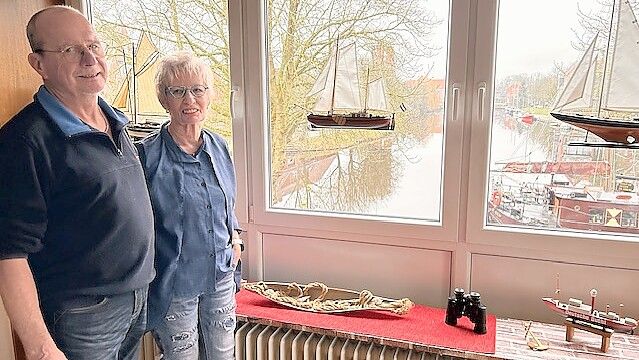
[26,5,86,52]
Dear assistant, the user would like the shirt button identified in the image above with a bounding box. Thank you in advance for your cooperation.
[209,253,214,257]
[201,181,206,186]
[208,229,213,233]
[206,204,212,209]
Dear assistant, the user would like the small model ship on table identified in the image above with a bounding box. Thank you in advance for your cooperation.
[542,289,638,333]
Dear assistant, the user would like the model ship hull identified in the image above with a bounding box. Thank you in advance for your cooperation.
[487,202,526,226]
[542,297,637,332]
[307,113,394,130]
[488,188,639,232]
[242,281,413,314]
[549,112,639,144]
[552,193,639,234]
[126,121,162,141]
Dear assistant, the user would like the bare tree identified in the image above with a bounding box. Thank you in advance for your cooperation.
[93,0,444,212]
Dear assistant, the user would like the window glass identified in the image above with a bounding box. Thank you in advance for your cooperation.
[621,211,637,227]
[265,0,450,221]
[488,0,639,236]
[89,0,233,146]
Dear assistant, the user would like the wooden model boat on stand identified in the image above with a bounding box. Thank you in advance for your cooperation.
[542,289,637,333]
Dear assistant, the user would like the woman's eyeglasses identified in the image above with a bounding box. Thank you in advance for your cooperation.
[164,85,209,99]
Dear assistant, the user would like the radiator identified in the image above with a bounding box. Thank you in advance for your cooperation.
[235,321,443,360]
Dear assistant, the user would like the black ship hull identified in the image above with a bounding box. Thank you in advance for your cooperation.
[550,112,639,144]
[307,113,394,130]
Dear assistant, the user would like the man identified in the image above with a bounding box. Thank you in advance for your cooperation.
[0,6,154,360]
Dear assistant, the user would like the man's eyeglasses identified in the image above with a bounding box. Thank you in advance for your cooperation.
[165,85,209,99]
[34,42,106,62]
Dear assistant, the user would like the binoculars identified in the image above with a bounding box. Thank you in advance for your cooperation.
[445,288,487,334]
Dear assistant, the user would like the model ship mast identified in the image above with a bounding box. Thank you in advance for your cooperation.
[329,36,340,116]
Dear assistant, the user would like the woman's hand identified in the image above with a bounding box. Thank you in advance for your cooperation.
[231,230,242,268]
[232,244,242,269]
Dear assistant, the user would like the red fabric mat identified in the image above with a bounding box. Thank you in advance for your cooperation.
[236,289,496,354]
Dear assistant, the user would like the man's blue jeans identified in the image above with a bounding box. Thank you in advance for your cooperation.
[41,287,148,360]
[151,272,236,360]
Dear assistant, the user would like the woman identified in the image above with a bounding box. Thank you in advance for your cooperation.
[136,51,243,360]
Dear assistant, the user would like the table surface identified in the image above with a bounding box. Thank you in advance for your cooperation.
[236,315,639,360]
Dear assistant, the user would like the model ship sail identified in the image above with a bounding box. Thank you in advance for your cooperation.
[308,43,361,113]
[306,40,394,130]
[550,0,639,145]
[552,35,598,113]
[112,32,165,139]
[113,32,166,122]
[365,77,389,111]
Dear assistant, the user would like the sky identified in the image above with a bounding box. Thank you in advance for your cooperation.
[425,0,605,79]
[495,0,601,77]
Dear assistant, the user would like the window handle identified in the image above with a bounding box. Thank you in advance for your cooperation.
[230,86,240,120]
[451,83,462,122]
[477,82,487,122]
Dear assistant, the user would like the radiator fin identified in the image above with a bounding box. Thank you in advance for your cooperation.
[236,321,434,360]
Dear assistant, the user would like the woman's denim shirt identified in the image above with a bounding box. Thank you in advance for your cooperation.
[136,123,240,329]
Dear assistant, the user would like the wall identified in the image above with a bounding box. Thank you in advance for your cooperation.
[0,0,59,126]
[247,228,639,328]
[0,0,62,359]
[0,298,14,360]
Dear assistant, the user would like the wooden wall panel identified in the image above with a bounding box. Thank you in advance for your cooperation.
[0,0,63,127]
[0,1,64,359]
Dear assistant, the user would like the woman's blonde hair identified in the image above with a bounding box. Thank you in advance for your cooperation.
[155,51,213,106]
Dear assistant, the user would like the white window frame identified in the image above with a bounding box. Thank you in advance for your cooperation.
[465,0,639,267]
[241,0,472,244]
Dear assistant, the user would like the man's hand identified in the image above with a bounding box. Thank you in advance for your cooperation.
[0,259,67,360]
[27,341,67,360]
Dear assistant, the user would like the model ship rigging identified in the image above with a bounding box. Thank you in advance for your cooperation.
[550,0,639,148]
[306,39,395,130]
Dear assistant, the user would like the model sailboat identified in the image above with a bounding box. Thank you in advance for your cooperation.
[113,32,165,139]
[550,0,639,147]
[306,40,395,130]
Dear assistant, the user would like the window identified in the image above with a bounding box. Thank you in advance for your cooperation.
[590,208,605,225]
[621,211,637,228]
[264,0,451,222]
[88,0,639,247]
[89,0,234,146]
[485,0,639,237]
